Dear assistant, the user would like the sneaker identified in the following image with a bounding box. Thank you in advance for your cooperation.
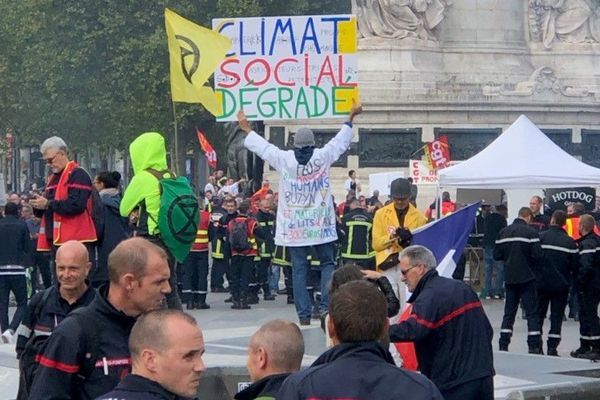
[277,289,287,295]
[299,319,311,326]
[485,295,492,300]
[1,330,14,344]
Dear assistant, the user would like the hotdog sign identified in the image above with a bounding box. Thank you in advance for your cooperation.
[212,15,359,121]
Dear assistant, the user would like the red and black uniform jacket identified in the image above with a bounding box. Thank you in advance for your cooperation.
[227,215,260,257]
[389,270,495,392]
[277,342,443,400]
[29,285,136,400]
[15,284,96,358]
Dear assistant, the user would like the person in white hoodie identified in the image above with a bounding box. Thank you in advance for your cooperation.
[238,103,363,325]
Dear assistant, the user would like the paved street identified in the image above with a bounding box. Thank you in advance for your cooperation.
[1,290,600,399]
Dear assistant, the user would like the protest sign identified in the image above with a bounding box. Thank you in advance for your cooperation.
[409,159,439,185]
[212,15,358,121]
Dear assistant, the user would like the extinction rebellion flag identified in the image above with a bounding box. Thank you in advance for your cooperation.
[165,8,232,116]
[196,129,217,169]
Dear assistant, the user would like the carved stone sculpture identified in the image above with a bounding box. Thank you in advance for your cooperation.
[529,0,600,48]
[352,0,450,40]
[223,122,249,181]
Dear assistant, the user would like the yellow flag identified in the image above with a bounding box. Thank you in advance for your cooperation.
[165,8,231,113]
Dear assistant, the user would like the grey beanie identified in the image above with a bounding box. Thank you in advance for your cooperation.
[293,127,315,148]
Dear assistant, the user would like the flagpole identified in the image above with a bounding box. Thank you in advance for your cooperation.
[171,100,180,175]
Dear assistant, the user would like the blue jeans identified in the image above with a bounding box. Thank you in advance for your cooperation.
[289,242,336,320]
[484,246,504,297]
[269,265,280,292]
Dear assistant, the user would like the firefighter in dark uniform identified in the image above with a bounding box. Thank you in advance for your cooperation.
[217,197,239,303]
[273,245,293,304]
[494,207,543,354]
[536,210,578,356]
[181,200,211,310]
[209,197,228,293]
[571,214,600,360]
[339,198,375,270]
[255,198,276,301]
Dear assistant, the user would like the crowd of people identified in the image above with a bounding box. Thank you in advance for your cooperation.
[3,101,594,399]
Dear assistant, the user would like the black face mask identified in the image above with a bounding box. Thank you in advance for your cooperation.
[294,146,315,165]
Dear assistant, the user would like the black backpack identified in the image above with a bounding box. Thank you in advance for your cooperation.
[17,301,98,400]
[229,218,251,252]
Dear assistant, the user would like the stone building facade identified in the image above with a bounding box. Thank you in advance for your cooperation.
[261,0,600,208]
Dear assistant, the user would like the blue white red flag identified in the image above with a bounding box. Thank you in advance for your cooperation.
[411,202,480,278]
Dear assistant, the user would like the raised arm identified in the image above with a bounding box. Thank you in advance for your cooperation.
[238,110,287,171]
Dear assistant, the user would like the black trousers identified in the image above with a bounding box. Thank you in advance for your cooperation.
[537,288,569,349]
[182,251,209,303]
[32,251,52,290]
[441,376,494,400]
[211,258,229,289]
[578,288,600,344]
[500,280,541,348]
[0,275,28,332]
[256,258,272,294]
[230,256,253,303]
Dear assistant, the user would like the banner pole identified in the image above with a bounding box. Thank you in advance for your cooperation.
[171,101,180,175]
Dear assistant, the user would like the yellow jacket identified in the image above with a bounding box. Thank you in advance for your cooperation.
[372,203,427,269]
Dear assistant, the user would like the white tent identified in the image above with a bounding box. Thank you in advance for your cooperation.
[438,115,600,189]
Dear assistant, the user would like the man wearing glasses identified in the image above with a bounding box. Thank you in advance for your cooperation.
[30,136,97,261]
[389,245,495,400]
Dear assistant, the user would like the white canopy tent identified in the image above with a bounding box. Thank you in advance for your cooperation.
[438,115,600,189]
[437,115,600,221]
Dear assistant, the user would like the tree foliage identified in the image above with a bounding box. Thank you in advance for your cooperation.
[0,0,350,172]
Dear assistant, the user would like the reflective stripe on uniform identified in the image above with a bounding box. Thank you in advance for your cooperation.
[540,244,578,254]
[495,237,540,244]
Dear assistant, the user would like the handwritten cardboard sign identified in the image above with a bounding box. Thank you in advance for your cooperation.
[212,15,358,121]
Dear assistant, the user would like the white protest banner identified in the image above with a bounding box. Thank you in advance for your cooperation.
[369,172,404,198]
[409,159,439,185]
[212,15,359,121]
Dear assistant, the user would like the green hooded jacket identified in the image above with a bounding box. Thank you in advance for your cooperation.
[120,132,172,235]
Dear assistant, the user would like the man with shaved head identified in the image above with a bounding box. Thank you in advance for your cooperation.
[15,240,96,400]
[235,319,304,400]
[571,215,600,360]
[30,237,172,400]
[97,309,206,400]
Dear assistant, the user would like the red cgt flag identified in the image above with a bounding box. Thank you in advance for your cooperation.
[424,135,451,170]
[196,128,217,169]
